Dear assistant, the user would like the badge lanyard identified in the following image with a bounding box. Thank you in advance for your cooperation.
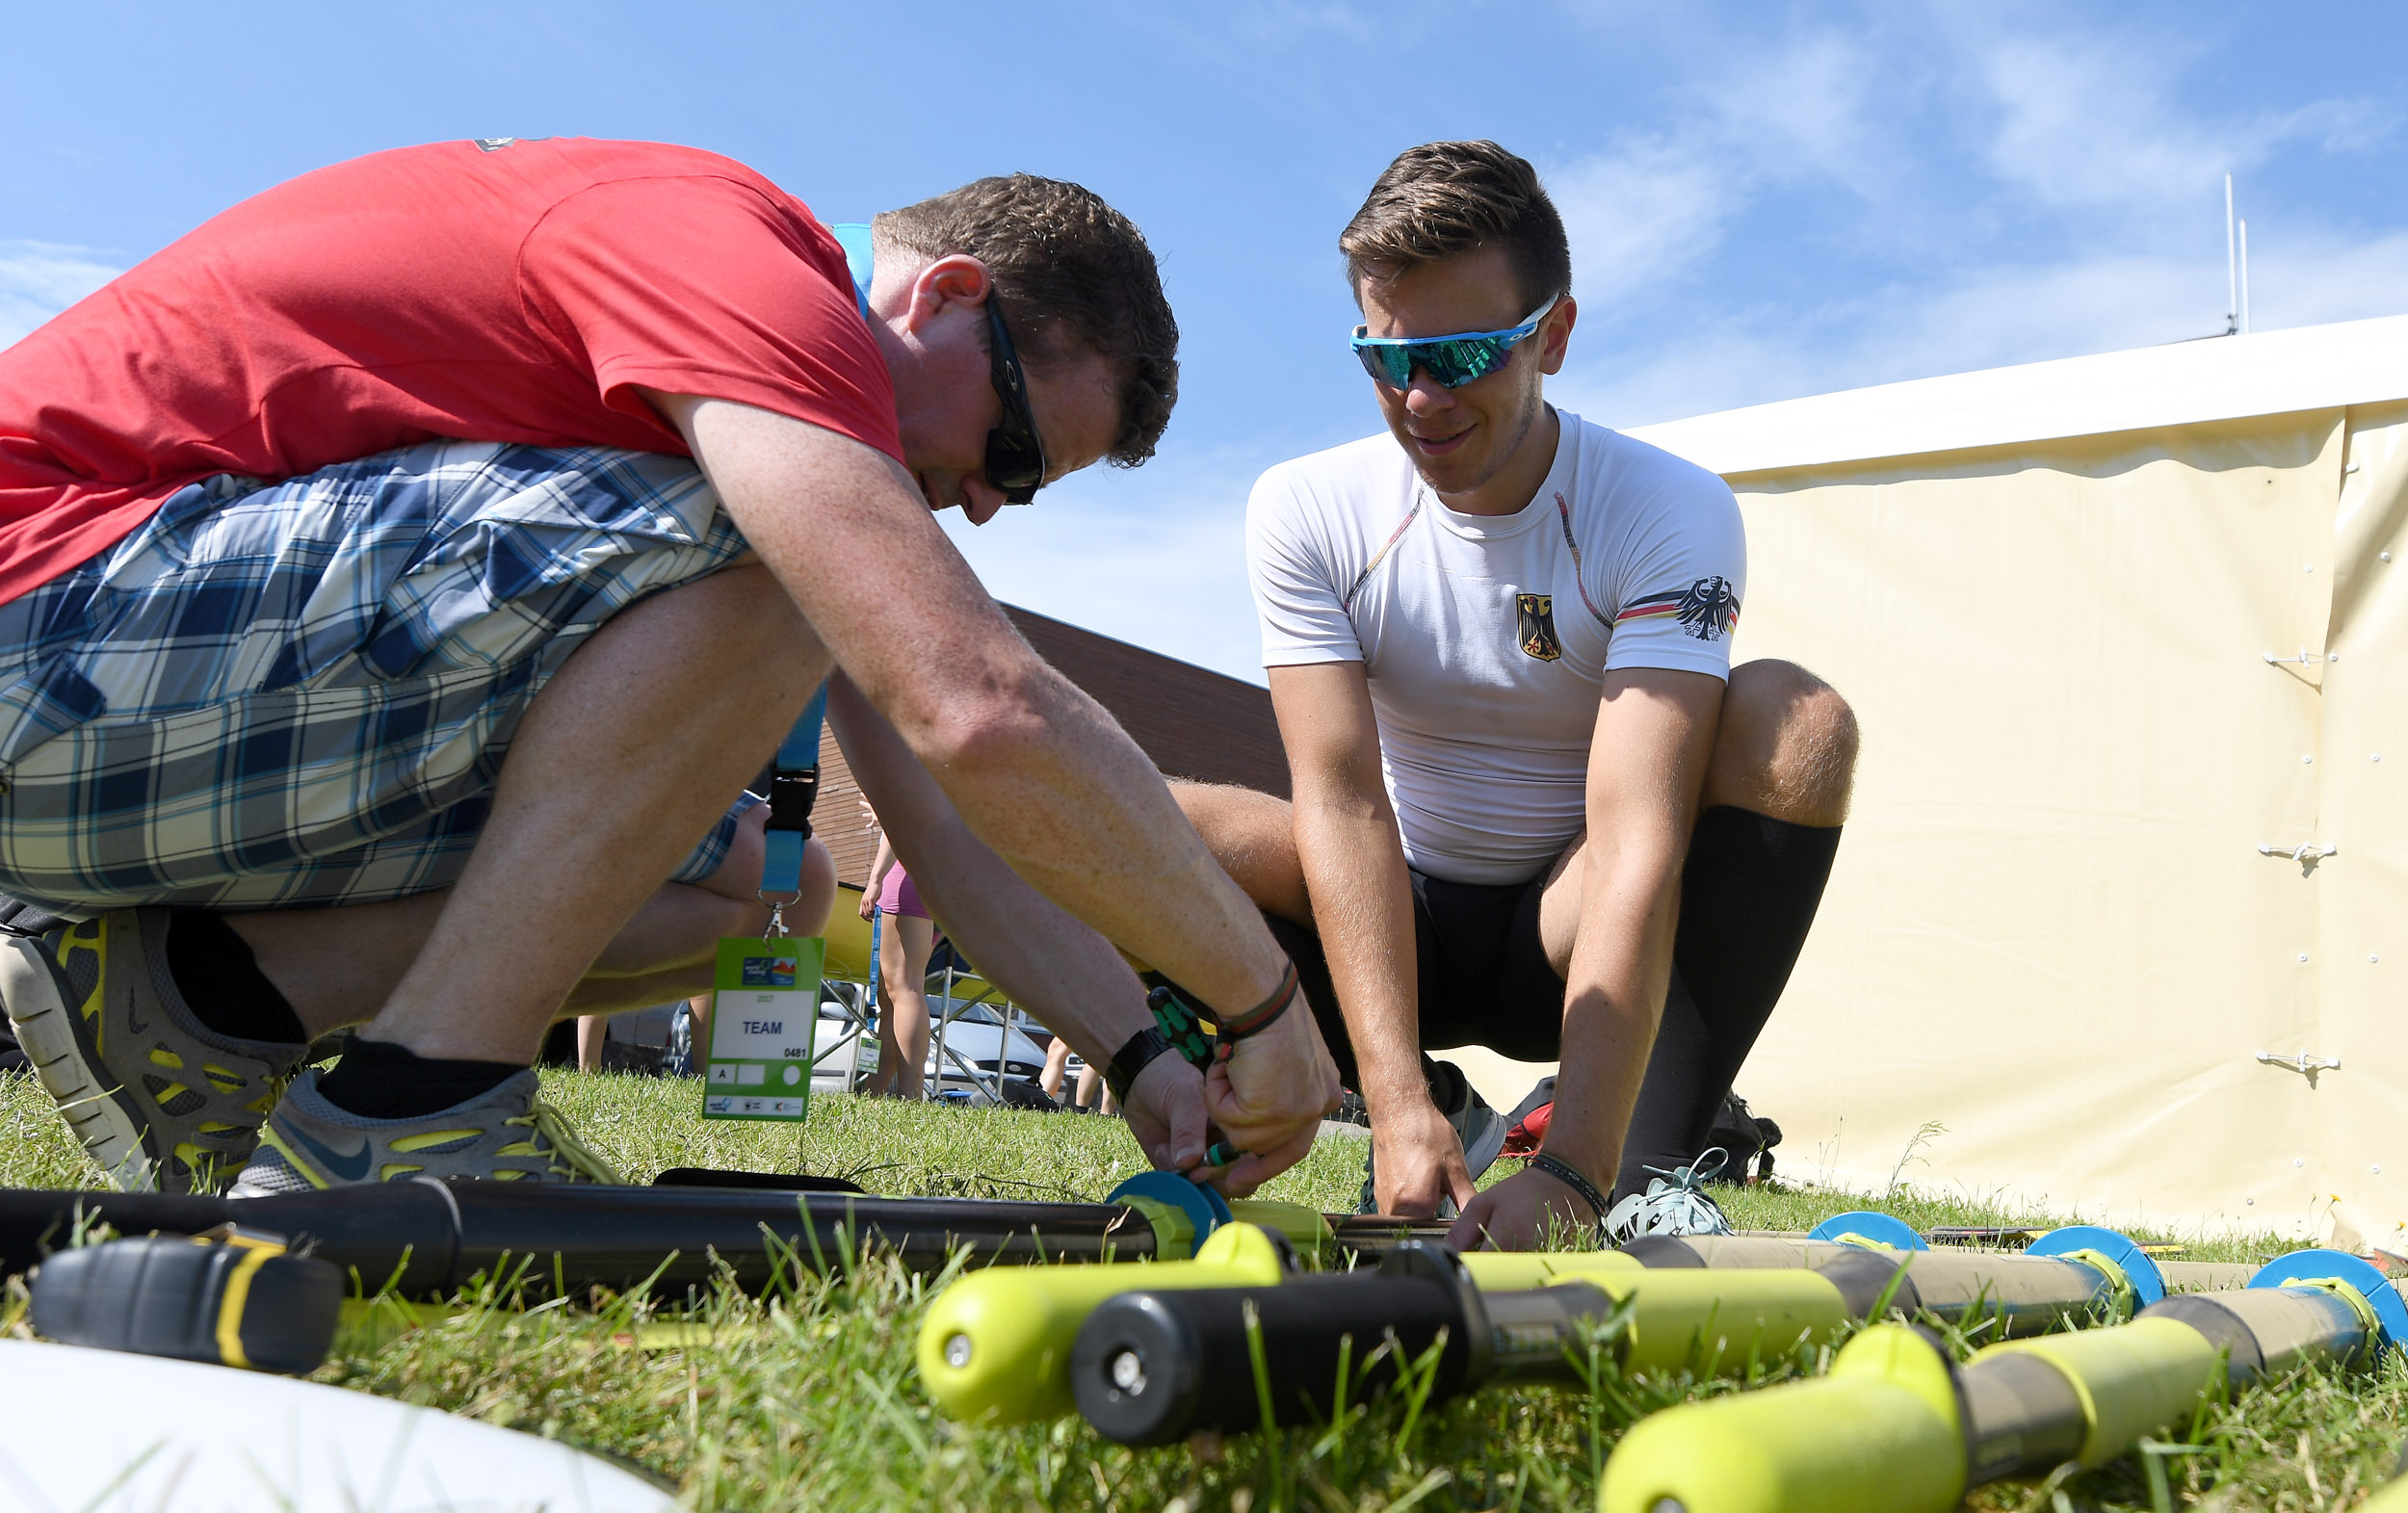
[701,687,831,1122]
[699,224,870,1123]
[757,682,830,937]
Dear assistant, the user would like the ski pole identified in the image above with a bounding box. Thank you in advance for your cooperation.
[1072,1239,1868,1444]
[919,1225,1642,1425]
[1067,1229,2205,1444]
[1599,1247,2407,1513]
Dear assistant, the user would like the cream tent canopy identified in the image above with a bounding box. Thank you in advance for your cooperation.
[1444,316,2408,1245]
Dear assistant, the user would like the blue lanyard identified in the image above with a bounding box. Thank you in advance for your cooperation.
[760,682,830,907]
[755,224,876,915]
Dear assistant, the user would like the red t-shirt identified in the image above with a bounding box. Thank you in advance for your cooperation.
[0,137,902,605]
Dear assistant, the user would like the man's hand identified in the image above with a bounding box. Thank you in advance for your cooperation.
[1448,1163,1599,1251]
[1369,1093,1476,1217]
[1119,1048,1209,1174]
[1196,1000,1342,1195]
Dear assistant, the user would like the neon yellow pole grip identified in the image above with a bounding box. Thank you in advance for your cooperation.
[916,1221,1293,1423]
[1225,1198,1334,1252]
[1976,1317,2221,1466]
[1599,1323,1967,1513]
[1602,1267,1851,1377]
[1457,1248,1644,1292]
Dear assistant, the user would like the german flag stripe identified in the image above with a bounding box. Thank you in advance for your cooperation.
[1613,592,1685,623]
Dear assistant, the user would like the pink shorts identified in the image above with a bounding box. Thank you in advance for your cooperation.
[877,864,929,920]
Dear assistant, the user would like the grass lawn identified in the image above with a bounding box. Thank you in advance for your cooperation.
[5,1067,2405,1510]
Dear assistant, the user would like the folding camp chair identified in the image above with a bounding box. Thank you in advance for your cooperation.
[924,940,1029,1107]
[811,883,881,1092]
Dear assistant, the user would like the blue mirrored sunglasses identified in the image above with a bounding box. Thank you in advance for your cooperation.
[1348,295,1558,389]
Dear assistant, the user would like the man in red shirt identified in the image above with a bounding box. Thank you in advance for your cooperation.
[0,138,1339,1194]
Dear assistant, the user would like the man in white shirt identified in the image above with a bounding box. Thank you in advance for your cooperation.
[1176,141,1858,1249]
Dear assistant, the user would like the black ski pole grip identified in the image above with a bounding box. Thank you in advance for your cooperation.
[1071,1239,1487,1445]
[29,1225,344,1375]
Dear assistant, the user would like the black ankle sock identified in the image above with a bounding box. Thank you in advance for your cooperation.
[314,1037,522,1120]
[167,911,306,1046]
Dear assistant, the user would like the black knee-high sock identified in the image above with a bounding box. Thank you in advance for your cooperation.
[167,911,306,1046]
[1614,807,1842,1199]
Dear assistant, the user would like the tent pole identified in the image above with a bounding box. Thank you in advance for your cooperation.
[2224,173,2238,335]
[2239,219,2252,334]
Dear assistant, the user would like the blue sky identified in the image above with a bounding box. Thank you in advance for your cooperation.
[6,1,2405,681]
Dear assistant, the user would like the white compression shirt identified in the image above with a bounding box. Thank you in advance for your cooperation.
[1247,409,1745,886]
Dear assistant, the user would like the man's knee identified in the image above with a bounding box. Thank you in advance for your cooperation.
[1169,780,1309,922]
[1709,660,1859,826]
[1170,780,1288,845]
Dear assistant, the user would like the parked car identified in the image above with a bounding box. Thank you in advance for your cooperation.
[837,991,1050,1097]
[656,984,1051,1102]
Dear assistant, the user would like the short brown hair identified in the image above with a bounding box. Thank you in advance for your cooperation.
[877,175,1178,468]
[1339,141,1570,315]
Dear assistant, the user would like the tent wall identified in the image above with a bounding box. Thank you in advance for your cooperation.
[1722,404,2408,1241]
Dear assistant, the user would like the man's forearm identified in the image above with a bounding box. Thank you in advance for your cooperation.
[887,814,1151,1064]
[1292,801,1426,1113]
[923,670,1290,1018]
[1543,852,1683,1187]
[676,400,1288,1020]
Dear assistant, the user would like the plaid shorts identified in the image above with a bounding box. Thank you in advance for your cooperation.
[0,439,756,917]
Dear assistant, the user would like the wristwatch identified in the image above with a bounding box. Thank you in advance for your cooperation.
[1104,1026,1175,1105]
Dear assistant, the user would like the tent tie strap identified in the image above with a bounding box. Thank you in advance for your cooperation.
[2259,843,2337,874]
[2257,1049,2342,1076]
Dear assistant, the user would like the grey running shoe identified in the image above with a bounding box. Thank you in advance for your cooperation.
[230,1067,625,1194]
[1355,1060,1511,1216]
[0,909,304,1193]
[1604,1147,1736,1243]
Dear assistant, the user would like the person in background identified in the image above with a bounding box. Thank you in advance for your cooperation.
[1178,141,1856,1248]
[1039,1032,1105,1111]
[860,822,935,1098]
[576,1014,608,1073]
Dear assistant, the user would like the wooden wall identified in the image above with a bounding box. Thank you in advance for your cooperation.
[808,604,1286,886]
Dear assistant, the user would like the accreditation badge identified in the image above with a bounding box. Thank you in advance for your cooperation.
[700,935,826,1123]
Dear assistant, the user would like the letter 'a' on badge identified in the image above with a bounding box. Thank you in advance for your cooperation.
[1516,591,1562,662]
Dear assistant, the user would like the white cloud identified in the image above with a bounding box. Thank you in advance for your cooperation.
[1542,6,2408,430]
[938,447,1270,684]
[0,241,119,349]
[1553,138,1740,307]
[1976,37,2239,217]
[1694,32,1887,192]
[1976,35,2398,225]
[1549,32,1889,308]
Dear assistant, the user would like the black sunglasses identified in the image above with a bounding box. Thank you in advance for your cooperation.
[982,298,1047,506]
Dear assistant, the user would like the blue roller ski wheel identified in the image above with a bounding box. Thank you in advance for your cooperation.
[2250,1247,2408,1352]
[1807,1210,1927,1251]
[1108,1170,1234,1252]
[2029,1225,2166,1309]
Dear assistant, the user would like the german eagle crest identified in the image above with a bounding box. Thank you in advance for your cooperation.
[1516,592,1562,662]
[1675,577,1739,641]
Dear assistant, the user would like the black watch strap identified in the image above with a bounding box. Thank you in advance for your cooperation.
[1105,1026,1174,1105]
[1528,1151,1611,1223]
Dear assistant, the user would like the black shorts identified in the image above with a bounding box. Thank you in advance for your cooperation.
[1254,807,1838,1197]
[1263,866,1580,1087]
